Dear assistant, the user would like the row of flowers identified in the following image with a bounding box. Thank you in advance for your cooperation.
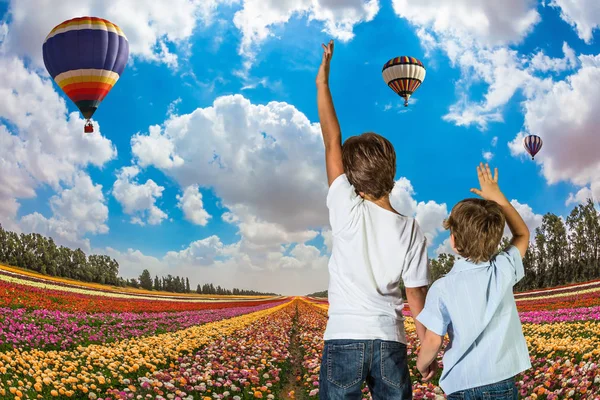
[0,301,287,351]
[0,271,278,304]
[0,279,283,313]
[0,301,291,399]
[97,300,299,400]
[0,267,265,301]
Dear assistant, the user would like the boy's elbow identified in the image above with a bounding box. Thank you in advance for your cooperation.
[424,330,443,349]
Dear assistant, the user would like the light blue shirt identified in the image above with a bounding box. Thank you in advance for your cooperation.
[416,246,531,394]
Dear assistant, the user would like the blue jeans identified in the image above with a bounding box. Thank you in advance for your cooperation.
[447,377,518,400]
[319,339,412,400]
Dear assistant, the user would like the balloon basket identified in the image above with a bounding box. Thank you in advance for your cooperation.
[84,120,94,133]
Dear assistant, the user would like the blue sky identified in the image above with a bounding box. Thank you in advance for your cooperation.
[1,0,599,294]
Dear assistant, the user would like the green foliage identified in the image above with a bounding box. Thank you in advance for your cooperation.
[306,290,328,298]
[0,224,279,296]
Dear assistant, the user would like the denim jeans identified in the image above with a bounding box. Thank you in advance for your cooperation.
[447,377,518,400]
[319,339,412,400]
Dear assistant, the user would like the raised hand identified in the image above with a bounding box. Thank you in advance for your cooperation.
[316,40,334,86]
[470,163,508,205]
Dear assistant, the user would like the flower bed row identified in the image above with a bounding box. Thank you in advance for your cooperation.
[0,301,291,399]
[0,279,283,313]
[98,301,298,400]
[0,267,265,301]
[0,301,287,351]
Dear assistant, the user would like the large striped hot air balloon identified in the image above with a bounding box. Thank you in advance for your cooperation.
[523,134,543,160]
[42,17,129,133]
[382,56,426,107]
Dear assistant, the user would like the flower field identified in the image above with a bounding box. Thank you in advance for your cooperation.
[0,265,599,399]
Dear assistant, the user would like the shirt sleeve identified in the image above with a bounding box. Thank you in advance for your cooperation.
[402,237,430,288]
[494,245,525,286]
[326,174,361,234]
[416,283,449,336]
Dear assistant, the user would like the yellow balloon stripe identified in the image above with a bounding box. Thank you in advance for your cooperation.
[46,18,126,41]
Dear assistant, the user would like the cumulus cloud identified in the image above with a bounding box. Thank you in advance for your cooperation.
[103,234,330,294]
[131,94,328,235]
[390,178,448,245]
[391,1,586,131]
[507,199,543,236]
[112,166,168,226]
[483,151,494,161]
[551,0,600,44]
[566,186,597,206]
[232,0,379,69]
[0,0,226,69]
[176,185,211,226]
[20,173,109,251]
[392,0,540,48]
[509,53,600,200]
[0,55,116,226]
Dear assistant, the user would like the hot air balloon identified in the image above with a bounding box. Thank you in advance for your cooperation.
[42,17,129,133]
[382,56,426,107]
[523,134,543,160]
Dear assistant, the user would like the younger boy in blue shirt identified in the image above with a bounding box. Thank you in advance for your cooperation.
[416,163,531,399]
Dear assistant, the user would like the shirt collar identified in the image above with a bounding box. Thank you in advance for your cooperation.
[448,257,491,274]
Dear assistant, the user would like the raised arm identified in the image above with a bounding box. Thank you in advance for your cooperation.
[316,40,344,186]
[470,163,530,257]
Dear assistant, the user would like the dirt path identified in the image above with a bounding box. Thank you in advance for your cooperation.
[280,303,306,400]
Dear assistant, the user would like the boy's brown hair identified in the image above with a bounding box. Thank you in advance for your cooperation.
[342,132,396,199]
[444,198,505,263]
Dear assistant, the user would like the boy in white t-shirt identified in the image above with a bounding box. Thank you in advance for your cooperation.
[316,40,431,400]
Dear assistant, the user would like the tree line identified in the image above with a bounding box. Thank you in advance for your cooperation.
[308,199,600,296]
[0,224,278,296]
[135,269,277,296]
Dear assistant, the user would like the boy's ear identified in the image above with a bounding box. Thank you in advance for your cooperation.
[359,191,365,198]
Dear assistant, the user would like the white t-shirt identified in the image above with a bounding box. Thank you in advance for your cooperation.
[324,174,430,343]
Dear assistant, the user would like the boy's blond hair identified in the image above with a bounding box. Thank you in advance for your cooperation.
[444,198,506,263]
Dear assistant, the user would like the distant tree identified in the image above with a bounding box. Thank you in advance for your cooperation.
[154,275,161,291]
[139,269,153,291]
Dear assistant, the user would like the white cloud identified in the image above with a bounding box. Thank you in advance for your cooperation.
[566,186,596,206]
[1,0,225,69]
[176,185,211,226]
[232,0,379,69]
[112,166,168,226]
[551,0,600,44]
[0,55,116,225]
[164,235,225,266]
[390,178,448,246]
[509,53,600,200]
[508,199,543,235]
[321,228,333,252]
[132,94,328,235]
[104,233,330,295]
[20,173,109,251]
[392,0,540,49]
[391,1,588,131]
[483,151,494,161]
[435,237,456,256]
[491,136,498,147]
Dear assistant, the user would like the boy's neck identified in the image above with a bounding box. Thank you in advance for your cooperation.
[363,194,400,215]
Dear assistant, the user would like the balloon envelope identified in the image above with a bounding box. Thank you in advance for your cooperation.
[523,134,543,160]
[42,17,129,122]
[382,56,426,106]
